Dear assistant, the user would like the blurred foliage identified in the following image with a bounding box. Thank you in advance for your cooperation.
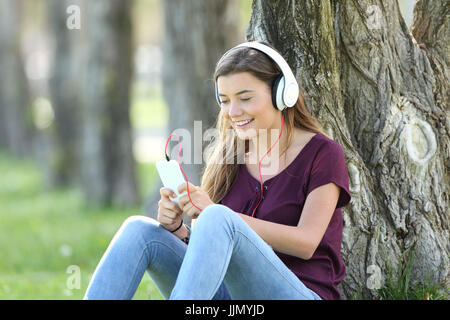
[131,83,167,130]
[132,0,164,45]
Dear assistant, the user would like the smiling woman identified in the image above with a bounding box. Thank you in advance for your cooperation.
[84,41,351,301]
[181,41,350,300]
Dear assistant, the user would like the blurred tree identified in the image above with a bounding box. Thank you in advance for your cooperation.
[246,0,448,299]
[80,0,139,207]
[144,0,240,220]
[0,0,32,156]
[46,0,82,186]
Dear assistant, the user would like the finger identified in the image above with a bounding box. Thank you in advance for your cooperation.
[183,203,200,219]
[161,199,182,213]
[185,205,200,220]
[178,194,189,210]
[177,182,186,195]
[159,214,175,226]
[178,186,197,210]
[182,201,192,215]
[161,208,178,219]
[160,187,169,200]
[158,207,181,224]
[191,212,200,219]
[160,187,175,200]
[177,181,197,195]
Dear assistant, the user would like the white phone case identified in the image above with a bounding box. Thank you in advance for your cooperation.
[156,160,187,204]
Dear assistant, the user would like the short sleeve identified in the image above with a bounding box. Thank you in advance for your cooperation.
[306,141,351,209]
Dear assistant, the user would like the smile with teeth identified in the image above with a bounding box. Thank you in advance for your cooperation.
[235,119,254,127]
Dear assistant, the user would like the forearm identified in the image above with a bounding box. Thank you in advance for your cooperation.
[236,213,316,260]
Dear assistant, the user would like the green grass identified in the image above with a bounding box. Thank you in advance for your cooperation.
[348,248,449,300]
[376,248,449,300]
[0,152,163,300]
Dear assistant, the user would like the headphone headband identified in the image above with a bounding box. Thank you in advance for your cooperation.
[216,41,299,108]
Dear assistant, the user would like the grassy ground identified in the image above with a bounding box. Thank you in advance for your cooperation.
[0,152,163,300]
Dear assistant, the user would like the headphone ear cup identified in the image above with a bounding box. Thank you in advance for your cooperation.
[271,74,286,111]
[215,82,221,106]
[271,75,282,110]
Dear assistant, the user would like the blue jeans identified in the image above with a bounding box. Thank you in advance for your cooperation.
[84,204,322,300]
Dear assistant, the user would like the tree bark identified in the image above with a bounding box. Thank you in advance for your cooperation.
[0,0,32,156]
[80,0,139,207]
[46,0,82,186]
[247,0,449,299]
[144,0,240,221]
[411,0,450,155]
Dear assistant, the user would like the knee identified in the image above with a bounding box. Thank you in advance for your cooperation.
[120,215,161,242]
[195,204,236,229]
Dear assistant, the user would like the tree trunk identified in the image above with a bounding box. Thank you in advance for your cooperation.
[412,0,450,134]
[247,0,449,299]
[80,0,139,207]
[0,0,32,156]
[144,0,240,220]
[46,0,82,186]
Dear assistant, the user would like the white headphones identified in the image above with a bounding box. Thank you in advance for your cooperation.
[215,41,299,111]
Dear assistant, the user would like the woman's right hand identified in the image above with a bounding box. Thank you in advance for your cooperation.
[157,187,184,232]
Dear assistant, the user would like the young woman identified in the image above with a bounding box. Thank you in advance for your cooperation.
[84,41,351,300]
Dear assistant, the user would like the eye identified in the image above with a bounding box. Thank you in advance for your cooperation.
[241,97,251,102]
[220,100,229,105]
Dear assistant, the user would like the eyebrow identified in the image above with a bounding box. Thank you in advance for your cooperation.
[218,89,255,97]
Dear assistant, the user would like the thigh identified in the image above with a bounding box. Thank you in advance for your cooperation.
[220,214,321,300]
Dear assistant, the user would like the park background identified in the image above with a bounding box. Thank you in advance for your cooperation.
[0,0,448,300]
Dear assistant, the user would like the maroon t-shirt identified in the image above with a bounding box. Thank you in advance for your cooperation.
[219,133,351,300]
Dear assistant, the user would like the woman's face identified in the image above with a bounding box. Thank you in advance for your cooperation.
[217,71,280,141]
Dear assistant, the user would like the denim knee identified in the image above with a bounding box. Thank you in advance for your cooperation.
[194,204,237,231]
[120,215,161,244]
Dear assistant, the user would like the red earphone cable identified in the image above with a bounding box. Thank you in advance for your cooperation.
[165,113,284,218]
[164,134,202,212]
[251,113,285,218]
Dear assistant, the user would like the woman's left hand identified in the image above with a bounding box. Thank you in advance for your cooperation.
[177,182,214,219]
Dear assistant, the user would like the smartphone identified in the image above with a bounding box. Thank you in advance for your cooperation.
[155,160,187,204]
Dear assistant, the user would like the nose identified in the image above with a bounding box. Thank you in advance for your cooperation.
[228,101,243,118]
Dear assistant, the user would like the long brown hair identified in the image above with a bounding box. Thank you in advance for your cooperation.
[201,41,328,204]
